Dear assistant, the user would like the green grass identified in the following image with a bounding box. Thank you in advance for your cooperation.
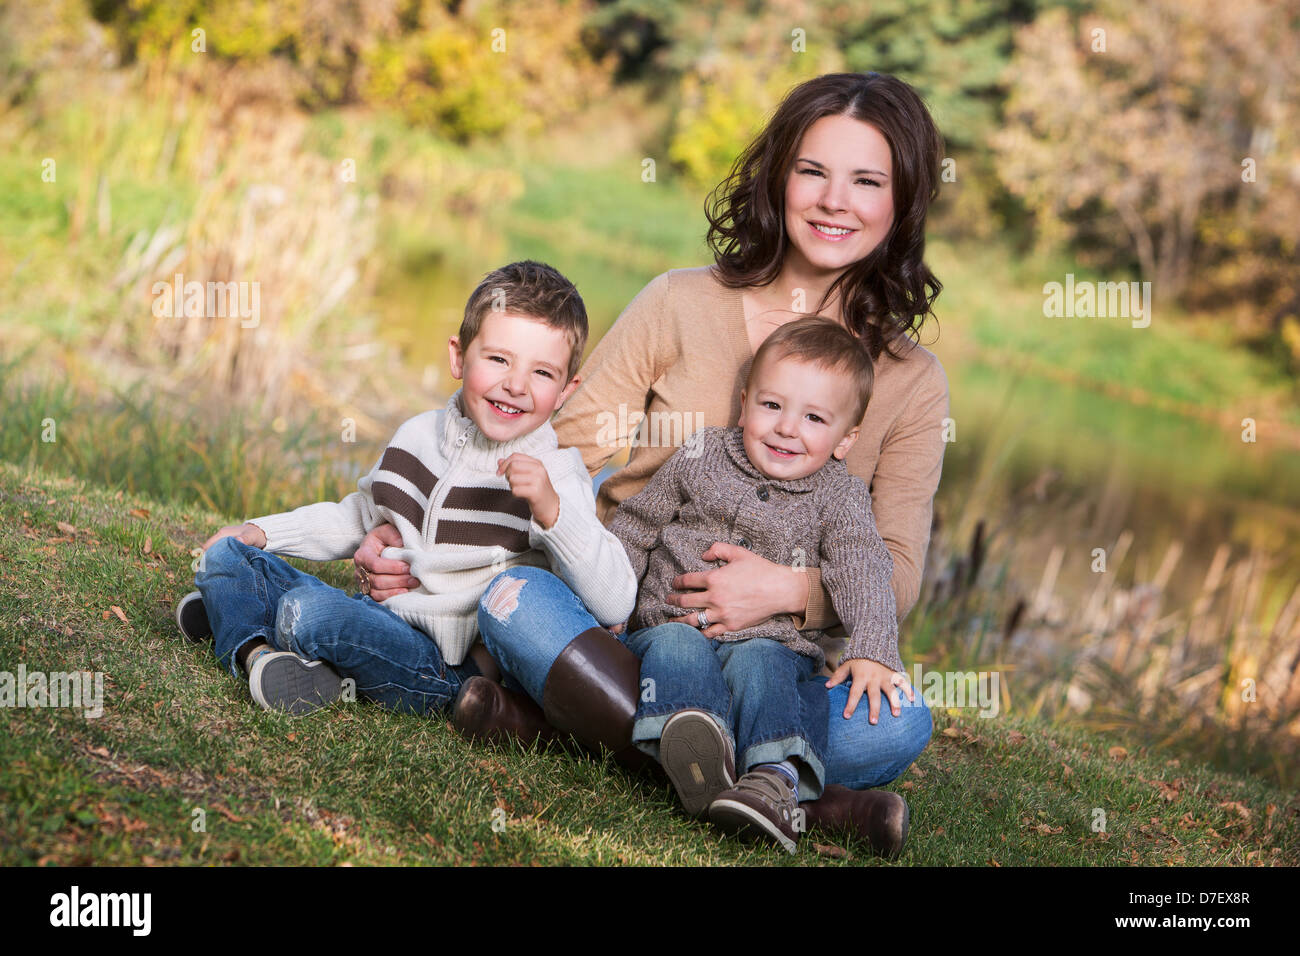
[0,355,375,521]
[1,461,1295,866]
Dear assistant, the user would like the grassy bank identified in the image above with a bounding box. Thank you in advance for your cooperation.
[1,461,1295,866]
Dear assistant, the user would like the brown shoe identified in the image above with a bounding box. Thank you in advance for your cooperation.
[659,710,736,818]
[801,784,910,859]
[451,676,561,749]
[708,767,801,854]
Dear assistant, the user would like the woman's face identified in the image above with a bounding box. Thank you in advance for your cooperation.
[782,113,895,278]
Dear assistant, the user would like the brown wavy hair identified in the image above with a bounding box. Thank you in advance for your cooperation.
[706,72,944,362]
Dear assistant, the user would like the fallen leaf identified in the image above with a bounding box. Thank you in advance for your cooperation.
[129,508,151,519]
[56,521,76,534]
[1144,778,1181,802]
[812,842,849,859]
[1007,730,1027,745]
[109,605,128,624]
[1218,800,1249,816]
[1062,763,1073,779]
[1108,746,1128,761]
[142,537,152,555]
[942,727,961,738]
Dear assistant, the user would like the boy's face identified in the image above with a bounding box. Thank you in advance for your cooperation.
[737,355,860,481]
[448,311,581,444]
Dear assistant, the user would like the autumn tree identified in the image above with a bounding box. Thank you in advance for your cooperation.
[994,0,1300,349]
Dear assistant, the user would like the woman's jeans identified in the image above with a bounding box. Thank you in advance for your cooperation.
[477,566,932,796]
[195,536,474,714]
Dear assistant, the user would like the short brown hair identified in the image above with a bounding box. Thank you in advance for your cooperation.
[746,318,875,426]
[458,261,588,382]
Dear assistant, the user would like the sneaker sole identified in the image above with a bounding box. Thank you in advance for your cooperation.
[708,797,799,854]
[249,654,342,716]
[659,712,736,818]
[175,591,212,642]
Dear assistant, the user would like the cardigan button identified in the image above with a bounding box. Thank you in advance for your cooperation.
[737,536,751,549]
[455,434,467,447]
[756,484,770,501]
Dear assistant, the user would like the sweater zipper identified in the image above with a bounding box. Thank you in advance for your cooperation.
[424,426,470,542]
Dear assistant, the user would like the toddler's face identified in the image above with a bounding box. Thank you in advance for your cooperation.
[448,311,580,443]
[737,356,860,481]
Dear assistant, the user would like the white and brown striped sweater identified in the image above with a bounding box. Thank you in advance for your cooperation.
[248,389,637,665]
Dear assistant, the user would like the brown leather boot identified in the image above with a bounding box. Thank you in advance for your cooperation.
[451,676,563,750]
[801,785,910,859]
[542,627,655,773]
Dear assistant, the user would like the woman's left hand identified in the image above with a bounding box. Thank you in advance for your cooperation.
[665,542,808,637]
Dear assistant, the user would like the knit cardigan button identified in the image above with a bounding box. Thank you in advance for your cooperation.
[756,484,769,501]
[737,536,751,549]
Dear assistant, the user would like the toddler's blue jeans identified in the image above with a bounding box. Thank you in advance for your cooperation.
[625,622,830,800]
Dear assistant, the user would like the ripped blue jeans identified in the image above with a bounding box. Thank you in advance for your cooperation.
[194,536,474,714]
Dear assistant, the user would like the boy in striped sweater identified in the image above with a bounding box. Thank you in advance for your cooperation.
[175,261,636,715]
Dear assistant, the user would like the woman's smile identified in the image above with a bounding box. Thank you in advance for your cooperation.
[808,220,859,241]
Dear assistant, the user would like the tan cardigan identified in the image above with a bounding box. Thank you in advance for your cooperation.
[552,265,950,632]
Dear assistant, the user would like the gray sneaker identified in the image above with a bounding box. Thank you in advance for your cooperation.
[248,651,342,716]
[659,710,736,818]
[708,767,802,854]
[174,591,211,642]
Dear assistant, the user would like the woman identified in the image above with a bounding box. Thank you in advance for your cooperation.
[355,72,948,856]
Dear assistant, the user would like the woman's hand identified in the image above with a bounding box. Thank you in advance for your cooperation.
[353,522,419,601]
[825,658,915,724]
[664,542,810,637]
[201,522,266,552]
